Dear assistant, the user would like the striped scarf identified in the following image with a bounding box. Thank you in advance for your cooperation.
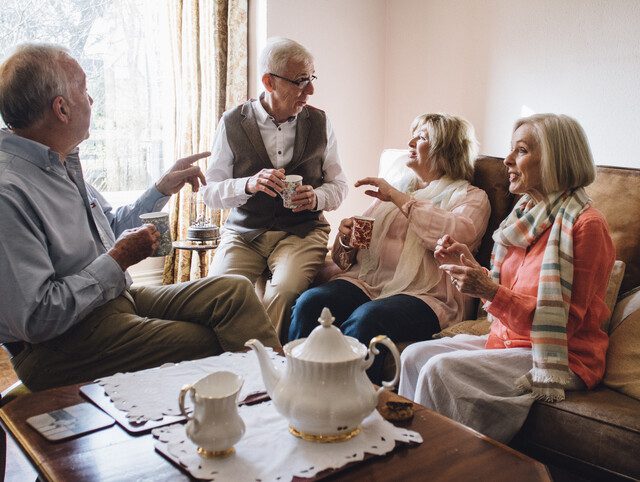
[489,188,590,402]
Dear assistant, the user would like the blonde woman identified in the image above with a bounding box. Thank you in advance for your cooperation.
[289,113,490,384]
[400,114,615,443]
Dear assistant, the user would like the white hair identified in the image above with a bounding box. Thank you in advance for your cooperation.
[258,37,314,76]
[514,114,596,192]
[0,43,72,129]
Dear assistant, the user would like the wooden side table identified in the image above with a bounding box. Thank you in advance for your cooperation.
[172,240,218,278]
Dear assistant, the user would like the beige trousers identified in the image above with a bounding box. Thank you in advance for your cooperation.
[209,228,329,338]
[13,276,280,391]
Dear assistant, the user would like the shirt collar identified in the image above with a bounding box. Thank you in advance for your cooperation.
[253,93,297,126]
[0,128,71,171]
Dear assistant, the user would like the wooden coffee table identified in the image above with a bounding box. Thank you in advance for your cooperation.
[0,384,550,481]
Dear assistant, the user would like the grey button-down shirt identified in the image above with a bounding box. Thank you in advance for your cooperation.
[0,129,168,343]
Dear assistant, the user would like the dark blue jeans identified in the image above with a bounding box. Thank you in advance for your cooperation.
[288,279,440,384]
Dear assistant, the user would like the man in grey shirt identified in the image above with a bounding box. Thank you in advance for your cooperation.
[0,43,279,391]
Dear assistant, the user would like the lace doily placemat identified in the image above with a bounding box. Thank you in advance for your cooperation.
[153,401,422,481]
[95,349,285,423]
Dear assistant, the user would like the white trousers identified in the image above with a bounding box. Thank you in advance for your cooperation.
[399,335,584,443]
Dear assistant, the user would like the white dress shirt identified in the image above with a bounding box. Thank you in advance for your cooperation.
[202,97,348,212]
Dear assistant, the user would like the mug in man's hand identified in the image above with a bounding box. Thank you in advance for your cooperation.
[280,175,303,209]
[139,212,172,256]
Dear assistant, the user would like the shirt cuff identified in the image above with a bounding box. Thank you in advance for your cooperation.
[235,177,253,203]
[142,185,170,212]
[314,189,325,211]
[83,253,127,301]
[400,198,418,217]
[484,285,510,319]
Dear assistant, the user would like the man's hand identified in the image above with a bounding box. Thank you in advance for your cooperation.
[108,224,160,271]
[155,152,210,196]
[245,168,286,197]
[292,184,317,212]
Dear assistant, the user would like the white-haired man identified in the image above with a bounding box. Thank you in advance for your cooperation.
[0,43,279,391]
[202,37,348,338]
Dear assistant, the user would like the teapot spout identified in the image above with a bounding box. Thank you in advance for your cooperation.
[245,339,281,397]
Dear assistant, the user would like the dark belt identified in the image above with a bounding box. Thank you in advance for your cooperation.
[2,341,27,357]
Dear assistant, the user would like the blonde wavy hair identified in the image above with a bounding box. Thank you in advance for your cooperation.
[410,113,478,182]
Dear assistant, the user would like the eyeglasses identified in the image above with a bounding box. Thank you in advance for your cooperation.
[269,73,317,89]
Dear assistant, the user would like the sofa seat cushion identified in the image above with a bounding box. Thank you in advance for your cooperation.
[518,386,640,478]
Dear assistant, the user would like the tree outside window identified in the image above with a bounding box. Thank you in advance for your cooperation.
[0,0,173,203]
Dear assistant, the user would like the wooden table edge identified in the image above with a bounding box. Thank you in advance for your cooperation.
[1,383,552,482]
[0,409,50,480]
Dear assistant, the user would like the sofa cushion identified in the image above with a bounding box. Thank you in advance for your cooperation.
[433,317,491,338]
[588,166,640,294]
[519,386,640,479]
[604,287,640,400]
[602,260,625,332]
[471,156,515,268]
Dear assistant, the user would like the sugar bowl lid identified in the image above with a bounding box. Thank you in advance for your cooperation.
[290,308,366,362]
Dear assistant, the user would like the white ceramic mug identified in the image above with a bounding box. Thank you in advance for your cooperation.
[178,371,245,458]
[280,174,303,209]
[139,212,172,256]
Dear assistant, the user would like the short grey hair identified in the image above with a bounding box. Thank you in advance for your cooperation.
[410,113,478,182]
[0,43,71,129]
[258,37,314,76]
[514,114,596,192]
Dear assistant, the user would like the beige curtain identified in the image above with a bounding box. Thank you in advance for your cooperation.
[162,0,248,284]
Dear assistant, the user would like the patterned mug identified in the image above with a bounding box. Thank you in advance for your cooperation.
[139,212,172,256]
[280,175,303,209]
[349,216,375,249]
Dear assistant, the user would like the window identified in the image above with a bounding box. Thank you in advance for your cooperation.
[0,0,173,205]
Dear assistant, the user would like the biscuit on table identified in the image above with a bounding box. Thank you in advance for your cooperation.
[379,400,414,422]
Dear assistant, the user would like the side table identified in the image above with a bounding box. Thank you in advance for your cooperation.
[172,240,218,278]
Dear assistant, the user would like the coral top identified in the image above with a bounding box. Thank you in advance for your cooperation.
[485,207,615,388]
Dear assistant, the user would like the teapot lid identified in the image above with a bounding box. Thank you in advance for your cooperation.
[290,307,365,362]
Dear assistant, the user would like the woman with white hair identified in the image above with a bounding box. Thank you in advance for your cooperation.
[399,113,615,443]
[289,113,490,384]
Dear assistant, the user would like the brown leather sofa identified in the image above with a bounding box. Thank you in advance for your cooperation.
[471,157,640,481]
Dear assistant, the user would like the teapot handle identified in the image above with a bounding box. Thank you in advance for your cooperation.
[367,335,401,395]
[178,384,194,421]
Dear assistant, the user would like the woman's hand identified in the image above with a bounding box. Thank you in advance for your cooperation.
[435,235,498,300]
[439,255,499,300]
[338,217,354,247]
[434,235,479,267]
[354,177,398,202]
[355,176,411,209]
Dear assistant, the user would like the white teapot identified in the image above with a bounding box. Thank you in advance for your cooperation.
[245,307,400,442]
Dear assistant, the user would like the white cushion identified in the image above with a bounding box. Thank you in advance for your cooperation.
[378,149,412,188]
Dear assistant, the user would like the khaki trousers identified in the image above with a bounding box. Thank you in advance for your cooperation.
[13,276,280,391]
[209,228,329,338]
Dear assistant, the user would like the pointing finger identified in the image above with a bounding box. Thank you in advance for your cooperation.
[178,151,211,167]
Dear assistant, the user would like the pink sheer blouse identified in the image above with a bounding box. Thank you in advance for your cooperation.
[332,184,490,329]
